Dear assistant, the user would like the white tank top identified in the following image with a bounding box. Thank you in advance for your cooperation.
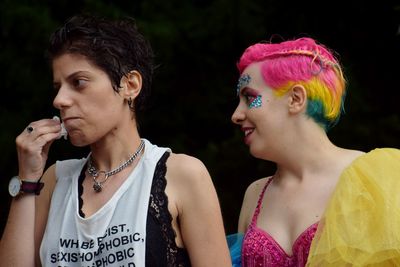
[40,139,170,267]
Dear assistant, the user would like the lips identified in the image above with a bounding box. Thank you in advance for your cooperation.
[62,116,75,121]
[241,127,254,144]
[62,117,80,129]
[62,117,79,123]
[244,128,254,137]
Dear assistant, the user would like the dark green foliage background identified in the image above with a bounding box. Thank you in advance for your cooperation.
[1,0,399,235]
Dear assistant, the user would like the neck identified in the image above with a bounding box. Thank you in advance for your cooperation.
[273,120,342,180]
[89,121,142,171]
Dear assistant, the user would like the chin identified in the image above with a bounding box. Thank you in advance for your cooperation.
[68,133,90,147]
[70,141,88,147]
[249,144,273,161]
[70,139,88,147]
[249,145,263,159]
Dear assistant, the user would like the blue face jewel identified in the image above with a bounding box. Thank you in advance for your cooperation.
[236,74,251,95]
[249,95,262,109]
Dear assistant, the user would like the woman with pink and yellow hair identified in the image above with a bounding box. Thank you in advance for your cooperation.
[229,37,400,266]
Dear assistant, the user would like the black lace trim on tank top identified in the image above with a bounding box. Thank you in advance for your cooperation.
[146,151,191,267]
[77,163,86,217]
[77,152,191,266]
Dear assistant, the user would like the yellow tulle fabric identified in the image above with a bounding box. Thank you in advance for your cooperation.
[307,148,400,266]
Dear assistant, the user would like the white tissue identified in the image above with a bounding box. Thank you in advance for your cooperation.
[53,116,68,140]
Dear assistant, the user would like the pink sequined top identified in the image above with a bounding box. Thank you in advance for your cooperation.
[241,178,319,267]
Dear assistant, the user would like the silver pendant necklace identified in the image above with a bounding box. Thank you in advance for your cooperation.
[87,140,145,192]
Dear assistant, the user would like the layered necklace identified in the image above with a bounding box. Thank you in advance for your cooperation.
[87,140,145,192]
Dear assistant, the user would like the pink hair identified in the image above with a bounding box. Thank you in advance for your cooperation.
[237,37,346,130]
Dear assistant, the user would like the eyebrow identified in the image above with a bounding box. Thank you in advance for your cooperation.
[53,70,91,85]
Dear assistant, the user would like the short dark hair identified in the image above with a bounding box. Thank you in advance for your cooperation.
[47,14,154,112]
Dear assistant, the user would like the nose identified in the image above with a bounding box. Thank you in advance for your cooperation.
[53,85,72,110]
[231,103,245,125]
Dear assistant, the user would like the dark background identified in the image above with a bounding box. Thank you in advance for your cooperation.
[1,0,399,236]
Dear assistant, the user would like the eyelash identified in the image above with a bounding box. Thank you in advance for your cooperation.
[52,77,88,92]
[242,93,256,103]
[72,78,87,89]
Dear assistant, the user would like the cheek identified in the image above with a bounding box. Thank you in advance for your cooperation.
[88,88,123,113]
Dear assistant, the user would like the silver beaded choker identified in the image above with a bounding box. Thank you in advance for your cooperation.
[87,140,145,192]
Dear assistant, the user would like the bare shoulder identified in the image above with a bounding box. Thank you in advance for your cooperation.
[164,152,218,216]
[238,177,271,232]
[36,164,57,218]
[40,164,57,198]
[344,149,365,159]
[245,177,270,199]
[42,163,57,182]
[339,149,366,168]
[165,152,210,184]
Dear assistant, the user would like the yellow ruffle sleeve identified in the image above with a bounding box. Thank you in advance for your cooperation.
[307,148,400,266]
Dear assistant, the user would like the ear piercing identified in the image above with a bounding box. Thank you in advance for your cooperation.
[26,126,34,133]
[128,97,134,109]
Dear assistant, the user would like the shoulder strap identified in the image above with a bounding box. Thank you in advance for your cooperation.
[250,177,274,225]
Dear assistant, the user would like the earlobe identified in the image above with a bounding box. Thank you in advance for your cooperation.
[288,85,307,114]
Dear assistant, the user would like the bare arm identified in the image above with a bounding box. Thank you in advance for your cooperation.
[166,154,231,267]
[0,166,56,267]
[0,190,37,266]
[35,166,57,266]
[0,119,61,266]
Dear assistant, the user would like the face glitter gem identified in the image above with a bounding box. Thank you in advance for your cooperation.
[236,74,251,95]
[249,95,262,109]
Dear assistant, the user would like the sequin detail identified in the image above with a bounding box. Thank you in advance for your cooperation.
[237,74,251,95]
[242,178,319,266]
[249,95,262,109]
